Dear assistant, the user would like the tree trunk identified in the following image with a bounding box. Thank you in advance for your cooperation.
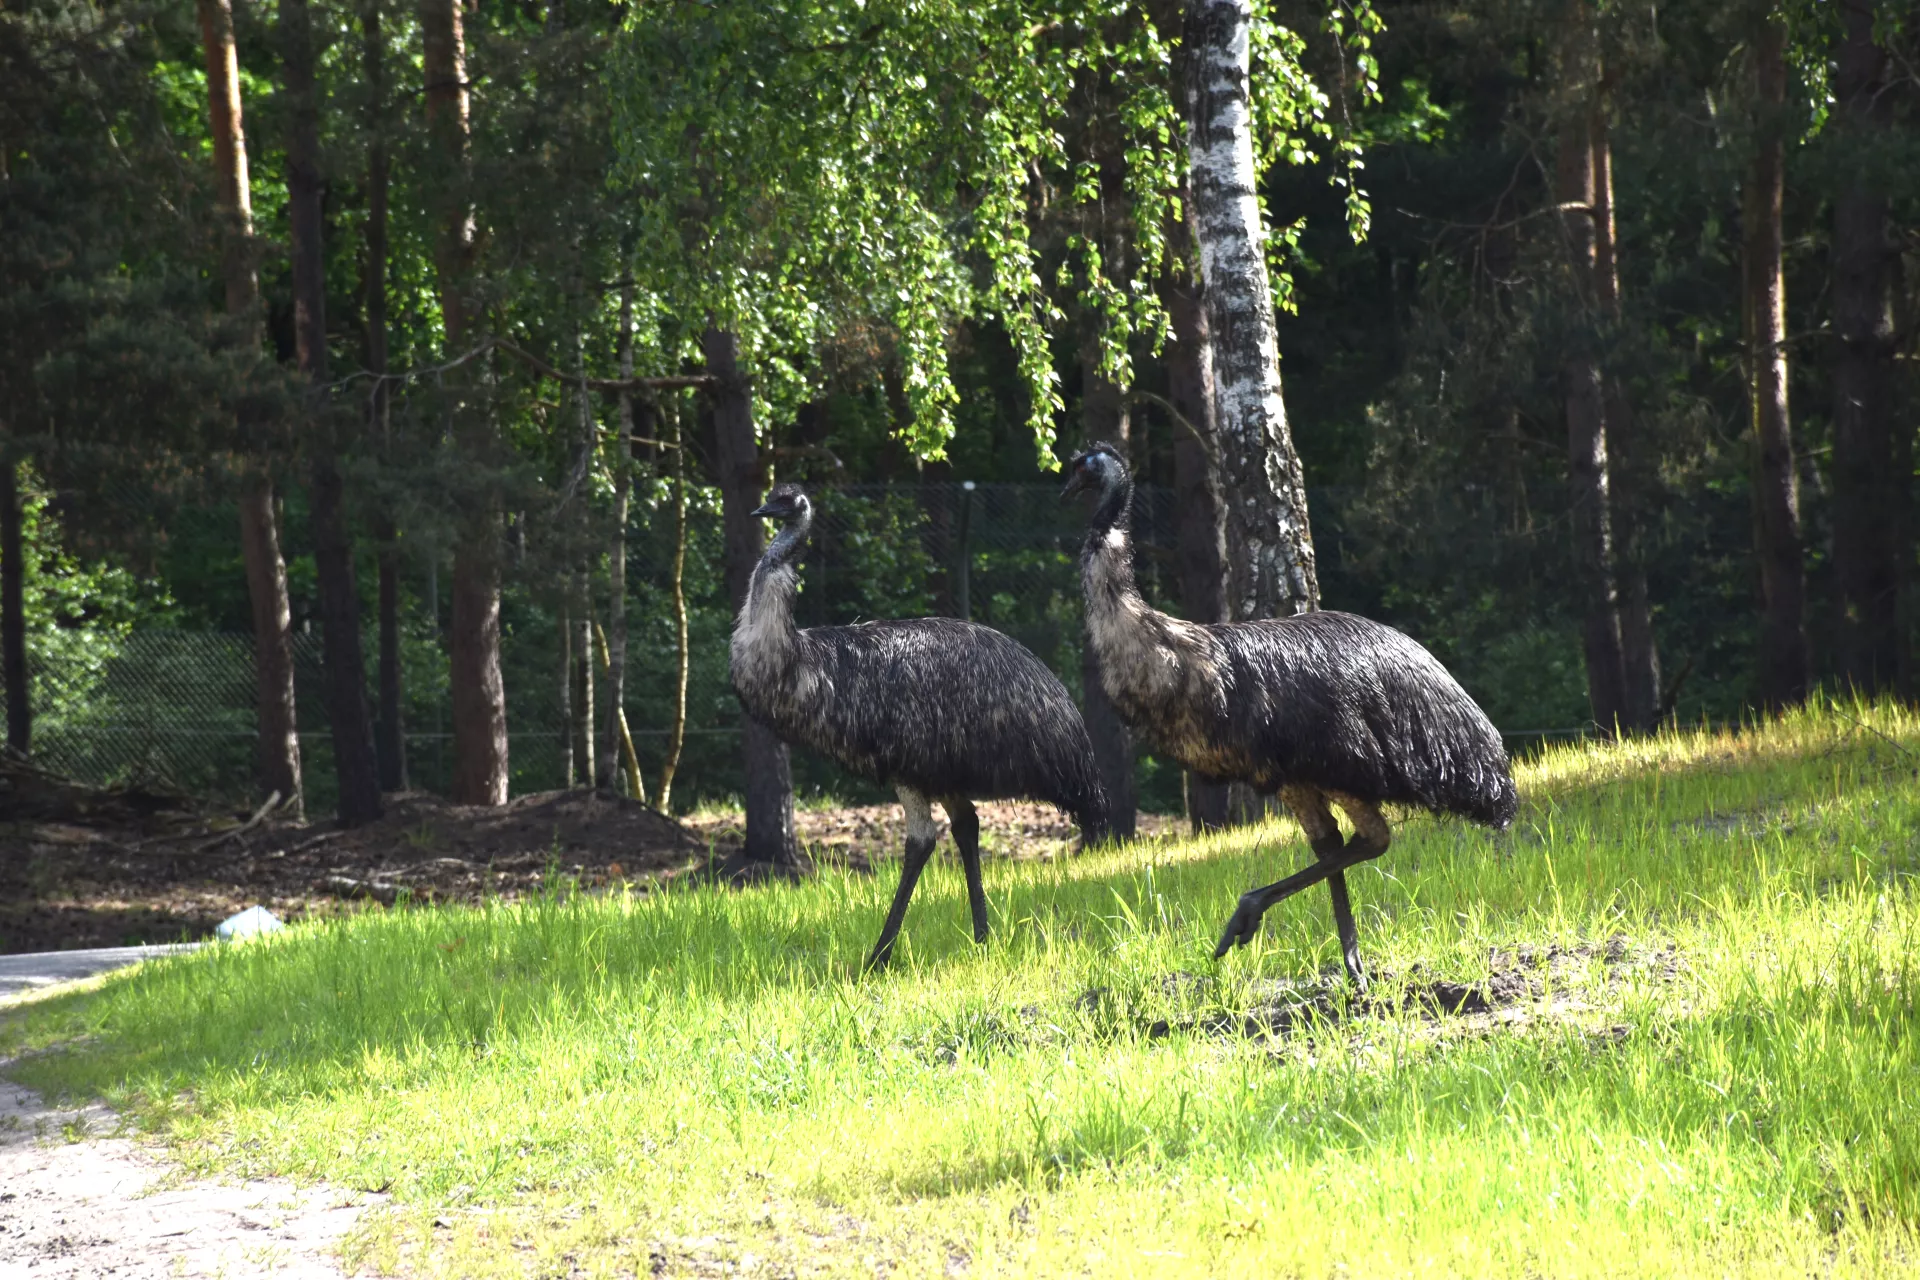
[1164,194,1231,832]
[198,0,301,811]
[558,603,574,786]
[600,280,637,791]
[238,477,301,806]
[1590,96,1660,730]
[364,0,404,791]
[1,457,27,754]
[704,327,803,872]
[425,0,508,802]
[283,0,381,826]
[1747,16,1809,709]
[1183,0,1318,623]
[1079,328,1137,843]
[1831,0,1900,696]
[658,391,691,813]
[570,575,594,785]
[1556,35,1629,734]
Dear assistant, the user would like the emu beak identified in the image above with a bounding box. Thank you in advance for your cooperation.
[1060,469,1085,501]
[750,502,777,518]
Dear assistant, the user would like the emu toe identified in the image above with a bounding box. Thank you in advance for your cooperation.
[1213,892,1271,958]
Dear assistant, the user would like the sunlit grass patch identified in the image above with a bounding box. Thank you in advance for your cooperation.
[5,697,1920,1276]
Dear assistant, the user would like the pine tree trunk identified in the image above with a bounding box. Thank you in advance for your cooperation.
[1555,10,1628,734]
[197,0,301,810]
[1831,0,1900,695]
[570,574,594,785]
[1183,0,1318,622]
[364,0,404,791]
[238,477,301,806]
[1747,17,1809,709]
[704,327,802,872]
[1,457,27,755]
[558,603,574,786]
[1164,194,1232,832]
[283,0,381,826]
[659,392,690,814]
[425,0,508,802]
[1079,327,1136,843]
[1590,97,1660,730]
[600,281,637,791]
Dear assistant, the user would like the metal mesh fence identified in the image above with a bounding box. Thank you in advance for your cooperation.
[25,482,1194,814]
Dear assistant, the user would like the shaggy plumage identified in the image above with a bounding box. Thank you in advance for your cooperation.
[732,483,1109,969]
[1064,443,1516,986]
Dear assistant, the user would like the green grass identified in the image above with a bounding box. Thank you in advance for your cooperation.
[7,700,1920,1277]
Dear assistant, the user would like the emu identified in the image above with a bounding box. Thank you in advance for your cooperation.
[731,483,1110,970]
[1063,443,1516,990]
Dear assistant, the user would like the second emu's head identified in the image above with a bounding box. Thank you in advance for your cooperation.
[1060,442,1132,533]
[751,482,812,525]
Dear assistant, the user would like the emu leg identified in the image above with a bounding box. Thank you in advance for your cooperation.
[947,799,989,944]
[1213,787,1387,974]
[866,786,939,972]
[1325,794,1392,993]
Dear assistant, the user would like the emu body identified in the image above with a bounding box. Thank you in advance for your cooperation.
[1065,444,1515,988]
[731,484,1108,970]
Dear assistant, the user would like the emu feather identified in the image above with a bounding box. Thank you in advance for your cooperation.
[732,484,1109,970]
[1064,443,1515,987]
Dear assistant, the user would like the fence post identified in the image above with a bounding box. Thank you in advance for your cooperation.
[955,480,974,622]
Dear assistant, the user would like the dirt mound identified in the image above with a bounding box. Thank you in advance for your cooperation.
[3,760,1178,954]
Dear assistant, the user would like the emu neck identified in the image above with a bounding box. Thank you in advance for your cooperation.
[1080,477,1153,648]
[733,515,809,688]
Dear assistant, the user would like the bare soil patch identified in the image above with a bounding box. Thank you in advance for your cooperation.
[0,1068,378,1278]
[2,757,1171,954]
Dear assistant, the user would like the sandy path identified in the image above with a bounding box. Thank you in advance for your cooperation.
[0,1072,381,1278]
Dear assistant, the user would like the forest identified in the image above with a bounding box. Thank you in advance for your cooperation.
[2,0,1916,844]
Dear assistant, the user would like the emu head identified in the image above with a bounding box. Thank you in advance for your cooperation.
[1060,442,1130,505]
[751,482,812,526]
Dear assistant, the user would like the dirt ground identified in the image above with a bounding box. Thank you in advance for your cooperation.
[1,756,1176,954]
[0,1066,377,1278]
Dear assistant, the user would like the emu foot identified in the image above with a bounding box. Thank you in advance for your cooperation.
[1213,891,1273,958]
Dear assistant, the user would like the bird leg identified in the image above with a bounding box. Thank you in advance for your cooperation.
[1325,794,1392,993]
[866,786,940,972]
[1211,787,1391,990]
[946,798,989,944]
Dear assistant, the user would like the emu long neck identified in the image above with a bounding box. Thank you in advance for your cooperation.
[733,513,809,689]
[1080,475,1157,648]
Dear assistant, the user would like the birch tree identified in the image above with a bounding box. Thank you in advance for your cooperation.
[1183,0,1319,620]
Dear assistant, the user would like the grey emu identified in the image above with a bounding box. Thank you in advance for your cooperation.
[1063,443,1516,990]
[731,483,1110,970]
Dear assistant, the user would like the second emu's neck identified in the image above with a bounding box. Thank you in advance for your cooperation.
[732,513,809,694]
[1080,474,1156,646]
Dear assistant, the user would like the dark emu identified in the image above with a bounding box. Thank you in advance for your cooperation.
[1063,444,1516,990]
[731,484,1110,971]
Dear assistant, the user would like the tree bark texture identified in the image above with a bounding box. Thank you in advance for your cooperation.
[198,0,301,809]
[599,281,637,791]
[1831,0,1902,696]
[705,327,801,868]
[364,0,405,791]
[1555,13,1629,734]
[1182,0,1317,622]
[2,458,27,754]
[659,392,691,813]
[1079,325,1137,843]
[284,0,381,826]
[1746,17,1809,709]
[1163,198,1232,832]
[1589,97,1660,730]
[424,0,508,802]
[238,476,302,805]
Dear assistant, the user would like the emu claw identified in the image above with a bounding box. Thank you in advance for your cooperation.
[1212,894,1268,959]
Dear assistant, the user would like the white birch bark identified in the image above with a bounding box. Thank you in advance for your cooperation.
[1183,0,1318,620]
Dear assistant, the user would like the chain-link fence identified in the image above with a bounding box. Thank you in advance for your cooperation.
[25,482,1203,815]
